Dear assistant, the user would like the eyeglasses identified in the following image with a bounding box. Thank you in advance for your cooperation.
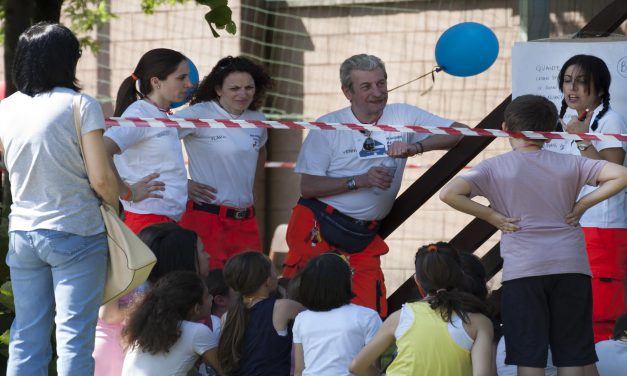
[361,131,375,151]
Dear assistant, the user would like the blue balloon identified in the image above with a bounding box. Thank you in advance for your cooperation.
[435,22,499,77]
[171,58,200,108]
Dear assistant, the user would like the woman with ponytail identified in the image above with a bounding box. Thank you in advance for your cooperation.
[551,55,627,343]
[350,242,493,376]
[121,271,221,375]
[218,252,302,375]
[104,48,192,234]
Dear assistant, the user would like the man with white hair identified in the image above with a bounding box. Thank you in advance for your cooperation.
[283,54,465,316]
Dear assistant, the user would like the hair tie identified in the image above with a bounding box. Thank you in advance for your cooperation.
[427,245,438,253]
[130,73,139,81]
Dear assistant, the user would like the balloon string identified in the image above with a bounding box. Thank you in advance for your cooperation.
[387,66,443,93]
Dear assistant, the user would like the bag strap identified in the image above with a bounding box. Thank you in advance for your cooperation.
[73,95,109,207]
[72,95,89,173]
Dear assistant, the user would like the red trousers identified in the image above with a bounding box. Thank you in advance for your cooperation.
[178,201,262,269]
[123,211,174,234]
[583,227,627,343]
[283,204,388,317]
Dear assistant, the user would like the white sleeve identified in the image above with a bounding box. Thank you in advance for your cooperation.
[593,111,627,152]
[79,95,106,135]
[363,309,383,344]
[294,131,334,176]
[292,314,303,344]
[193,324,218,355]
[172,105,199,139]
[104,127,151,152]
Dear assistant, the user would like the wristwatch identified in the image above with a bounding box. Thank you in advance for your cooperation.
[576,141,592,151]
[346,177,358,191]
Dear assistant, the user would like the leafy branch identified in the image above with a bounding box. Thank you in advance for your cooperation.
[142,0,236,37]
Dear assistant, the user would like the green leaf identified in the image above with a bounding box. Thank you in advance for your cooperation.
[207,21,220,38]
[205,5,232,27]
[0,329,9,346]
[198,0,228,7]
[0,281,14,312]
[225,20,236,35]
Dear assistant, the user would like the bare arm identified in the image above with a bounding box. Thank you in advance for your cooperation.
[350,310,400,376]
[103,136,165,202]
[566,162,627,225]
[98,300,125,324]
[440,177,520,233]
[83,130,119,209]
[273,299,304,332]
[300,169,393,199]
[421,121,468,151]
[201,347,223,375]
[293,342,305,376]
[468,313,494,376]
[563,114,626,164]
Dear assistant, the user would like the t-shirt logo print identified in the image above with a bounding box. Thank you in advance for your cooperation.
[359,138,386,158]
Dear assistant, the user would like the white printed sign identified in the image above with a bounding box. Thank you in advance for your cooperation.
[512,38,627,122]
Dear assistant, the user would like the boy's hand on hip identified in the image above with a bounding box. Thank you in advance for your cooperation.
[566,202,587,226]
[487,211,520,233]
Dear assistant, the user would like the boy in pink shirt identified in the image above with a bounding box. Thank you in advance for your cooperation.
[440,95,627,376]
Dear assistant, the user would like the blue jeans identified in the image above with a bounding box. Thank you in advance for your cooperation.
[6,230,108,376]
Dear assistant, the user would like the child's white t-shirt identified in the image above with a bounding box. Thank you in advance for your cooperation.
[293,303,381,376]
[122,320,218,376]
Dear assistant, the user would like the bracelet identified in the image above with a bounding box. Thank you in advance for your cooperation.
[413,141,424,156]
[121,184,133,202]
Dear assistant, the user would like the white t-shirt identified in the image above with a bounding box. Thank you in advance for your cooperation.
[544,106,627,228]
[595,339,627,376]
[122,320,218,376]
[395,303,473,351]
[105,100,187,220]
[174,101,267,208]
[496,336,557,376]
[0,88,105,235]
[198,315,222,376]
[293,304,381,376]
[295,104,453,220]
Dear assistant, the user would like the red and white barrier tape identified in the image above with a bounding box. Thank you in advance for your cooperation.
[263,162,470,170]
[105,117,627,141]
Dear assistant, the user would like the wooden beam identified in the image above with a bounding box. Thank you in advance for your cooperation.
[385,0,627,314]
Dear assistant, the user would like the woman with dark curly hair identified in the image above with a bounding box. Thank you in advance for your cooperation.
[121,271,221,375]
[174,56,272,268]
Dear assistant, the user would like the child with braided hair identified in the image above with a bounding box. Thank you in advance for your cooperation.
[548,54,627,343]
[350,242,493,376]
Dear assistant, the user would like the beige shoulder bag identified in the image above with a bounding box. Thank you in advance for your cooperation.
[73,95,156,304]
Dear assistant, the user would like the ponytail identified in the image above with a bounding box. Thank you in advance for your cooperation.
[217,252,273,375]
[556,99,568,131]
[217,293,250,375]
[113,48,187,117]
[415,242,491,324]
[113,76,141,116]
[591,93,610,131]
[427,288,490,324]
